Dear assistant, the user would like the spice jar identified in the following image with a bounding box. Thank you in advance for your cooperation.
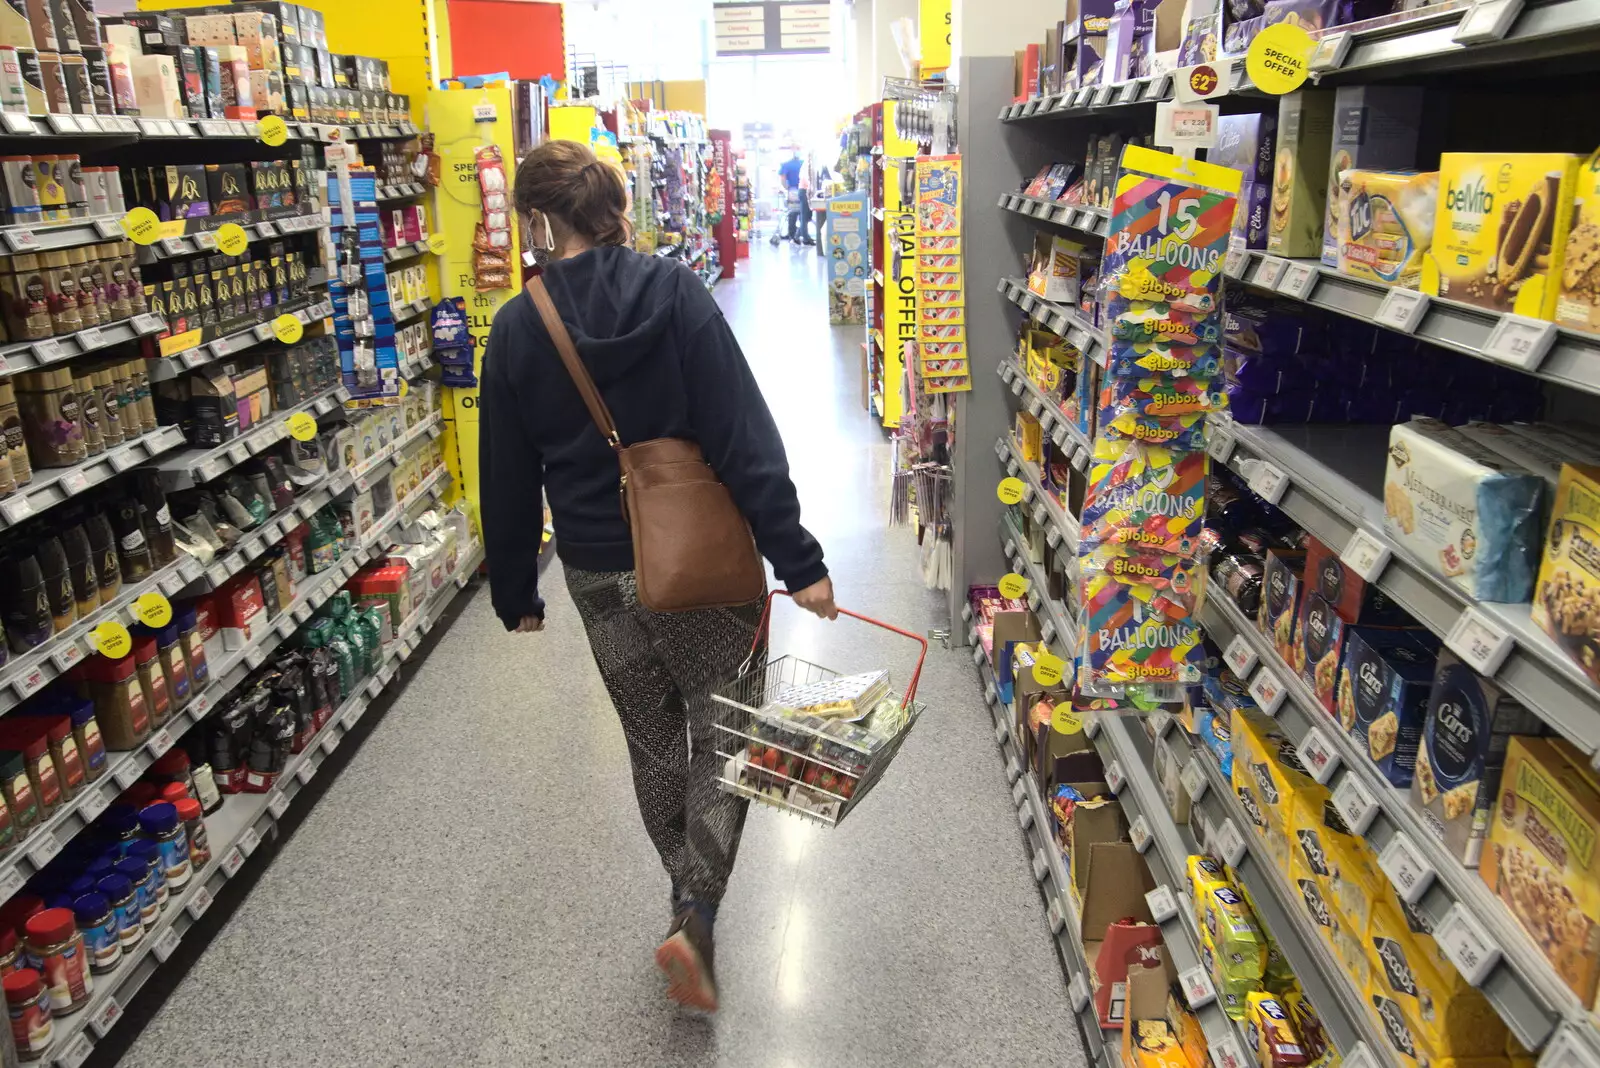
[125,360,153,433]
[19,717,79,801]
[190,762,221,815]
[136,802,189,892]
[65,248,95,327]
[69,371,100,457]
[3,968,51,1062]
[103,245,131,320]
[91,367,119,448]
[124,842,166,914]
[156,782,186,807]
[21,910,90,1015]
[15,370,82,469]
[152,625,189,710]
[37,252,77,335]
[0,931,19,979]
[0,255,51,342]
[80,653,149,751]
[110,858,155,930]
[93,874,140,951]
[68,895,118,976]
[0,755,36,835]
[59,698,104,783]
[0,380,27,489]
[0,728,57,819]
[174,798,209,871]
[148,750,195,801]
[130,637,169,728]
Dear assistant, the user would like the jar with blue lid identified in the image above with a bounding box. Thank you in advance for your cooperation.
[70,894,120,975]
[94,874,142,949]
[99,805,139,857]
[111,857,157,930]
[124,842,166,914]
[136,803,190,893]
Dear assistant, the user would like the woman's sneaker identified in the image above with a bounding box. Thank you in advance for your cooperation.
[656,908,718,1012]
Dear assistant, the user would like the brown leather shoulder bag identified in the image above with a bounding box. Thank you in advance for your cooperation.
[524,275,765,612]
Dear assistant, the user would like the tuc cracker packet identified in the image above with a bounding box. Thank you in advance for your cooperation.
[1382,417,1544,603]
[1481,736,1600,1007]
[1556,148,1600,331]
[1426,152,1582,320]
[1530,463,1600,688]
[1104,145,1240,312]
[1335,170,1439,289]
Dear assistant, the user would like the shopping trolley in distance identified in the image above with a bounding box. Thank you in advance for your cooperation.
[712,591,927,827]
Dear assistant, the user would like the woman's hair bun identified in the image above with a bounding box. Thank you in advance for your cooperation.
[513,141,630,249]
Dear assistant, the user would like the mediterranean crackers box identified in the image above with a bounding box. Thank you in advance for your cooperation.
[1556,149,1600,332]
[1339,627,1437,788]
[1266,90,1336,259]
[1412,651,1547,866]
[1383,417,1545,603]
[1321,86,1427,266]
[1426,152,1582,320]
[1482,736,1600,1007]
[1530,463,1600,688]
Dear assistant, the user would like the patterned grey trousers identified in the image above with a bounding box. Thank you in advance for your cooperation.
[565,567,766,910]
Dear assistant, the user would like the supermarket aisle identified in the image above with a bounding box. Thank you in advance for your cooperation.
[120,247,1080,1068]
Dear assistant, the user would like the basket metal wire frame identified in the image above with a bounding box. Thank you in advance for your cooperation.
[711,592,929,827]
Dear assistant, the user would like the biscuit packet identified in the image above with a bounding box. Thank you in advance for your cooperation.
[1246,993,1310,1068]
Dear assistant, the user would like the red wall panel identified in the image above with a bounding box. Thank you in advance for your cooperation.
[448,0,565,82]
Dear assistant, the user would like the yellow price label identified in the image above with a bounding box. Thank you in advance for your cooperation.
[1245,23,1316,94]
[215,222,250,257]
[133,591,172,629]
[426,232,447,255]
[91,620,132,659]
[997,573,1029,600]
[397,377,409,397]
[286,411,318,441]
[119,207,161,246]
[1051,701,1085,735]
[997,477,1026,506]
[1032,650,1067,688]
[272,313,304,345]
[258,114,288,146]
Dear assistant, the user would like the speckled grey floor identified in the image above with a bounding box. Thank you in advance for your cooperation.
[117,245,1082,1067]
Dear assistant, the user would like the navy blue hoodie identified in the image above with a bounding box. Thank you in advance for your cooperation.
[479,246,826,629]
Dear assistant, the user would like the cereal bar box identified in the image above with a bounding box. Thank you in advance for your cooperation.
[1556,149,1600,331]
[1530,463,1600,687]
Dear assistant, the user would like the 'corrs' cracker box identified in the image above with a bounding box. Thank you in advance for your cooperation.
[1530,463,1600,688]
[1481,736,1600,1007]
[1557,149,1600,331]
[1412,651,1547,866]
[1339,627,1437,788]
[1266,90,1336,258]
[1426,152,1582,320]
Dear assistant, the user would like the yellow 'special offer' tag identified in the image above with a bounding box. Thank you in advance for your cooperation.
[133,592,173,629]
[997,477,1025,506]
[286,412,318,441]
[215,222,250,257]
[427,232,447,254]
[997,573,1029,600]
[1032,650,1067,688]
[91,620,132,659]
[258,115,288,146]
[120,207,161,245]
[1051,701,1084,735]
[1246,23,1316,94]
[273,314,304,345]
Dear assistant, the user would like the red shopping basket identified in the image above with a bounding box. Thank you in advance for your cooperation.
[711,592,928,827]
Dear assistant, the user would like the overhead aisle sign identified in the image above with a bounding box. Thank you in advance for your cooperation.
[713,1,831,56]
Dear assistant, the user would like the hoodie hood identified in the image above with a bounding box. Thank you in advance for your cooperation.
[538,246,681,387]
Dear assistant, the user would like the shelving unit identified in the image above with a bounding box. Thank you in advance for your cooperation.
[0,426,188,530]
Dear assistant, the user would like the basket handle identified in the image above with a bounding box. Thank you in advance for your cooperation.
[746,590,929,708]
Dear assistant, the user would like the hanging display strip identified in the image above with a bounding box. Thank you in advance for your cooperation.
[1076,147,1238,698]
[913,156,969,393]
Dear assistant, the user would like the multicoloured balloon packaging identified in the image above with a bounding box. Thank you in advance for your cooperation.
[1076,145,1241,700]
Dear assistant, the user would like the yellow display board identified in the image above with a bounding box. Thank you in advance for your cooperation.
[877,101,922,428]
[428,84,523,533]
[920,0,952,76]
[549,105,598,146]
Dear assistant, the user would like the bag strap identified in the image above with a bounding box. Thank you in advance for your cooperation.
[525,274,622,451]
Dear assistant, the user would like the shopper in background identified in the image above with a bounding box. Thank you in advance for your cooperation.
[478,139,836,1015]
[779,148,814,245]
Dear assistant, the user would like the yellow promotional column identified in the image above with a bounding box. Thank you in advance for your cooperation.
[428,85,523,532]
[879,100,922,429]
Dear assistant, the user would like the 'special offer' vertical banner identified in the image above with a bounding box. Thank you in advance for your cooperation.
[427,85,523,534]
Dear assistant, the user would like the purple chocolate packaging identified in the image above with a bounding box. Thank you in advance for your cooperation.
[1105,8,1137,82]
[1233,180,1271,249]
[1209,113,1276,184]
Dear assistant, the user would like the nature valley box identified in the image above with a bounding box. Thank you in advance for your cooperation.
[1425,153,1582,320]
[1557,149,1600,331]
[1530,463,1600,687]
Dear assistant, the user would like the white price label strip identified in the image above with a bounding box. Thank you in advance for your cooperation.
[1179,965,1217,1009]
[1536,1024,1600,1068]
[1446,608,1514,678]
[1084,710,1101,739]
[220,847,245,878]
[1483,313,1557,371]
[0,868,23,904]
[79,784,114,823]
[268,792,290,820]
[321,730,340,755]
[1048,896,1066,934]
[1248,667,1287,716]
[56,1033,94,1068]
[1068,970,1091,1011]
[1104,761,1125,795]
[1145,884,1179,924]
[1434,901,1502,986]
[1341,528,1392,583]
[1214,817,1247,866]
[1129,815,1153,853]
[238,827,261,856]
[1251,256,1289,289]
[297,761,316,785]
[27,830,60,869]
[151,926,181,963]
[1180,759,1210,803]
[1375,288,1429,334]
[1277,262,1318,300]
[147,728,174,758]
[1332,771,1380,834]
[1223,634,1258,678]
[1207,421,1236,463]
[1223,248,1246,279]
[114,761,143,790]
[1378,833,1437,905]
[1298,727,1342,784]
[1249,461,1288,505]
[89,995,122,1038]
[186,885,214,920]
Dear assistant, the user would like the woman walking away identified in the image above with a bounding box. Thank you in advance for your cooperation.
[478,140,836,1014]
